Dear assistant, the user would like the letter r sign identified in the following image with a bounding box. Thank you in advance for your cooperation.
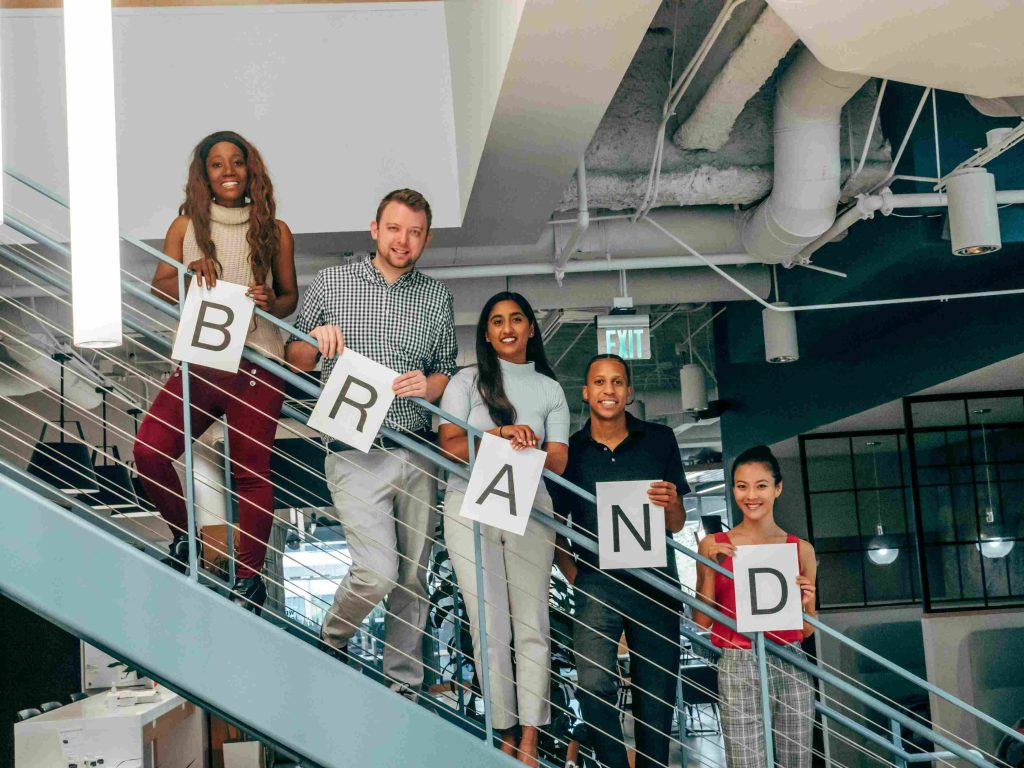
[171,280,254,372]
[307,349,397,453]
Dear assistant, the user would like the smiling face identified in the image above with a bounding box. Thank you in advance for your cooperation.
[732,461,783,523]
[583,357,631,422]
[370,201,431,275]
[485,299,533,363]
[205,140,248,207]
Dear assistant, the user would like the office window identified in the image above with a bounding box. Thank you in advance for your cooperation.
[800,431,919,608]
[905,393,1024,612]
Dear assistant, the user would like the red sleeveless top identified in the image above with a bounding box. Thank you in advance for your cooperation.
[710,532,805,650]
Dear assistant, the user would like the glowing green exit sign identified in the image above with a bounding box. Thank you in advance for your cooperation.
[596,314,651,360]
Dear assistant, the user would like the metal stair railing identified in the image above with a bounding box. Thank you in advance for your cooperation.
[3,167,1024,768]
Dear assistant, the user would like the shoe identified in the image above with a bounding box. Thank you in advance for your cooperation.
[318,630,350,665]
[390,682,419,704]
[231,575,267,616]
[160,534,193,574]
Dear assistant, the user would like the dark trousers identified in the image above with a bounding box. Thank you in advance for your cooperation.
[573,575,681,768]
[134,364,284,578]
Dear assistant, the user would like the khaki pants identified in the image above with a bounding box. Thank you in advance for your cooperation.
[321,447,437,690]
[444,487,555,730]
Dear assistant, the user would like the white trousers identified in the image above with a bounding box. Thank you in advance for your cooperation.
[321,447,437,689]
[444,487,555,730]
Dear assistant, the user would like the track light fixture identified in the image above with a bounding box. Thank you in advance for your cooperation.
[763,303,798,363]
[947,168,1000,256]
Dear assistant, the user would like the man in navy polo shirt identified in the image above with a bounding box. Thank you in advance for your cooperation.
[553,353,688,768]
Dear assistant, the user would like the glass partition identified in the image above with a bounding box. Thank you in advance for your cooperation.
[905,392,1024,611]
[800,431,919,609]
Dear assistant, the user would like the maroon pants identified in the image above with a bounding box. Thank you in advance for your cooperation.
[134,364,284,578]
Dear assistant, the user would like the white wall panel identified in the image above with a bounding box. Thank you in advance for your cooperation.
[1,3,459,239]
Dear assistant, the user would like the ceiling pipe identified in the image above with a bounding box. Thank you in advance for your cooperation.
[794,188,1024,262]
[740,48,869,264]
[554,156,589,286]
[420,252,755,280]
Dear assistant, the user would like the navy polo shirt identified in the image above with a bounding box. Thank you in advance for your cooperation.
[552,413,690,606]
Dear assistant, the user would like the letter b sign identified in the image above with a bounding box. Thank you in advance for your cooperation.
[171,281,254,372]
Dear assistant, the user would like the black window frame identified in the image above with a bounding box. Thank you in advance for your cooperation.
[799,429,921,610]
[904,390,1024,613]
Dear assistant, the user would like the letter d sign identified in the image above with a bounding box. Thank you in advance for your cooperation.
[732,543,804,633]
[171,281,254,373]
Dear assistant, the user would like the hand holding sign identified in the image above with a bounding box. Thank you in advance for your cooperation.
[461,432,546,536]
[171,280,254,373]
[307,349,397,453]
[597,480,667,570]
[732,543,803,633]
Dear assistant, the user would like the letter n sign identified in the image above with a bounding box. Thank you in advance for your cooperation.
[732,543,803,633]
[171,280,255,373]
[597,480,666,569]
[307,349,397,453]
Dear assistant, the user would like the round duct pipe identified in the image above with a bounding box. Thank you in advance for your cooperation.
[741,49,869,264]
[763,302,799,363]
[947,168,1000,256]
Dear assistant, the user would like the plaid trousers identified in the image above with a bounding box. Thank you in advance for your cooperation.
[718,647,814,768]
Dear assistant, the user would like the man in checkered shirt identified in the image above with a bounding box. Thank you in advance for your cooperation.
[286,189,456,698]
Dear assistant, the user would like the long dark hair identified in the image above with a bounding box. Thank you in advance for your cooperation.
[180,130,278,285]
[475,291,557,426]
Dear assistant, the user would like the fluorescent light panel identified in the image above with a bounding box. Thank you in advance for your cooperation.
[64,1,122,348]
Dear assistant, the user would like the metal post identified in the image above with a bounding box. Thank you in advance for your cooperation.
[178,270,198,581]
[467,436,493,744]
[755,633,776,766]
[890,718,908,768]
[222,417,235,584]
[818,676,833,768]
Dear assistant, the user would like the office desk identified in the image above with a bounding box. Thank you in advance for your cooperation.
[15,689,204,768]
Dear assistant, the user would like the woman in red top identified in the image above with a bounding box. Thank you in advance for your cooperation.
[694,445,817,768]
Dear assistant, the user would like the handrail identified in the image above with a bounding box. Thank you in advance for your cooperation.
[0,217,1004,767]
[5,171,1023,762]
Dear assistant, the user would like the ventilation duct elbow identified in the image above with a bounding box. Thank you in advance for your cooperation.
[742,49,868,264]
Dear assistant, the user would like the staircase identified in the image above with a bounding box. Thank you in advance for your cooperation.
[1,169,1021,768]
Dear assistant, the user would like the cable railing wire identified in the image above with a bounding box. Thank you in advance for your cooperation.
[4,174,1019,768]
[0,225,1007,768]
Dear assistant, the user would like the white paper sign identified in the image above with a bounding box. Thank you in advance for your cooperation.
[733,543,803,633]
[597,480,666,569]
[307,349,397,453]
[460,432,546,536]
[171,280,255,372]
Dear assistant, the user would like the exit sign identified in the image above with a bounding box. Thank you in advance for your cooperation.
[596,314,651,360]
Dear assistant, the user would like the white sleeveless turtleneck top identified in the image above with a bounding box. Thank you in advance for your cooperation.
[182,203,284,360]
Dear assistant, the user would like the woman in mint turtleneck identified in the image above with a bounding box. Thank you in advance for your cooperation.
[134,131,296,614]
[439,291,569,766]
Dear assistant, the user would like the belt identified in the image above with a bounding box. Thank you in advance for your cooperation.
[326,430,434,453]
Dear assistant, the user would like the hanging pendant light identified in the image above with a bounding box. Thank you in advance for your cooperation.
[88,387,139,512]
[27,354,99,495]
[864,440,900,566]
[679,315,708,412]
[972,409,1014,559]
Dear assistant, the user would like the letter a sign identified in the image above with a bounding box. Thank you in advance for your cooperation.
[732,543,803,633]
[461,432,546,536]
[171,281,254,372]
[597,480,666,569]
[307,349,397,453]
